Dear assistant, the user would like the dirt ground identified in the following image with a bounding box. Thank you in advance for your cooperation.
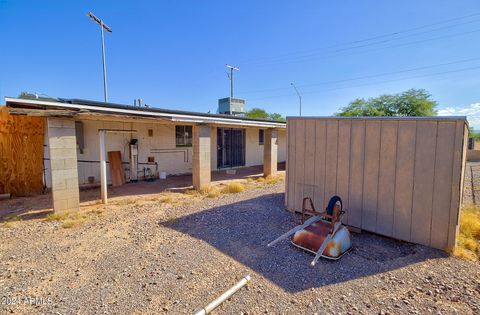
[1,176,480,314]
[463,162,480,205]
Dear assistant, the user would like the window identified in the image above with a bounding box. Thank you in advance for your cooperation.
[259,129,264,145]
[148,129,153,137]
[175,125,193,147]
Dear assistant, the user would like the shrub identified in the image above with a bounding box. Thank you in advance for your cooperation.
[221,182,245,194]
[200,185,220,198]
[454,205,480,261]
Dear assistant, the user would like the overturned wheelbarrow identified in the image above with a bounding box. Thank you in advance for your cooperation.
[268,195,352,266]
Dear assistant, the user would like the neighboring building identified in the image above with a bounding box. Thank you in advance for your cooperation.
[4,96,286,212]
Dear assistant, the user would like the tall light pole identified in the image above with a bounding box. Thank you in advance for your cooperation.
[226,64,240,99]
[291,82,302,116]
[87,12,112,103]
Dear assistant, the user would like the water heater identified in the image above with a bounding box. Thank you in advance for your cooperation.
[129,139,138,182]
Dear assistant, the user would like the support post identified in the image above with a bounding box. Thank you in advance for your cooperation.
[263,129,278,176]
[193,125,211,190]
[99,130,108,204]
[47,118,80,212]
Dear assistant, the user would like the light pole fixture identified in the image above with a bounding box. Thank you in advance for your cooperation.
[87,12,112,103]
[226,64,240,99]
[290,82,302,116]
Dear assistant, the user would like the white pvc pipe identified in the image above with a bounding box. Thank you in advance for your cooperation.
[99,130,108,204]
[194,275,251,315]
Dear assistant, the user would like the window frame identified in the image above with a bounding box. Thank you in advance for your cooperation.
[258,129,265,145]
[175,125,193,147]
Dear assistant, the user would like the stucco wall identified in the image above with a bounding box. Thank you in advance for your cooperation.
[44,118,286,187]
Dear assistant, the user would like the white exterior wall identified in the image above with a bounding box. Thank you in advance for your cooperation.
[76,119,194,186]
[246,128,264,167]
[43,118,286,188]
[245,128,287,166]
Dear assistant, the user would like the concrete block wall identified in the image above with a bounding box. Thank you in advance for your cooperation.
[47,118,80,212]
[193,126,211,189]
[263,129,278,176]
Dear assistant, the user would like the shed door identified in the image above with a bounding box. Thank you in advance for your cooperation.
[217,128,245,168]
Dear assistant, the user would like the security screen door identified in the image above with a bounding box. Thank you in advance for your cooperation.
[217,128,246,168]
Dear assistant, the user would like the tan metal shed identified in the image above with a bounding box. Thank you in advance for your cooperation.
[285,117,468,250]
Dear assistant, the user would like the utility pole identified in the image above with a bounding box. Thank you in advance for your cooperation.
[226,64,240,99]
[87,12,112,103]
[290,82,302,116]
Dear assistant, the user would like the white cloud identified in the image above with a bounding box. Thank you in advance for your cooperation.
[438,102,480,129]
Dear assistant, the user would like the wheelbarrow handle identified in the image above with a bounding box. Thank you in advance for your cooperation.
[267,215,322,247]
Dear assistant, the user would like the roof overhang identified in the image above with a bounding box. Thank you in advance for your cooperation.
[5,97,286,129]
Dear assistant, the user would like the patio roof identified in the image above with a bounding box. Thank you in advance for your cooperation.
[4,96,286,128]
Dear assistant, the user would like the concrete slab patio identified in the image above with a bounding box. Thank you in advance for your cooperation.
[0,163,285,221]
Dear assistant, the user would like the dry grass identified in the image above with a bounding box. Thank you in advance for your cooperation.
[61,217,87,228]
[199,185,221,198]
[221,182,245,194]
[454,205,480,261]
[1,220,21,228]
[264,174,284,185]
[160,196,175,203]
[255,177,265,184]
[45,212,71,221]
[45,210,90,229]
[1,214,23,228]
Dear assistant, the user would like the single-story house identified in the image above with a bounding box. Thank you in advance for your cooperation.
[4,96,286,212]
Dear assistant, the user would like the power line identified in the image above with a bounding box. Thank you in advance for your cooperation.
[238,12,480,66]
[248,65,480,102]
[242,28,480,68]
[241,57,480,95]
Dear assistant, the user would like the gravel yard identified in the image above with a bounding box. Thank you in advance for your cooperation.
[1,181,480,315]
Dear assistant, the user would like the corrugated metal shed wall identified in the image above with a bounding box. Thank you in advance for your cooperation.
[285,117,468,250]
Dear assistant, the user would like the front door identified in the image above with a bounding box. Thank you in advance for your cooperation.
[217,128,246,168]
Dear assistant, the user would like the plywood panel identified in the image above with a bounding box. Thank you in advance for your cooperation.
[107,151,125,186]
[348,120,365,227]
[0,107,45,196]
[286,120,296,211]
[430,122,456,249]
[313,120,327,211]
[411,121,438,246]
[324,120,339,202]
[376,121,398,236]
[294,120,306,211]
[336,120,351,224]
[362,121,381,231]
[393,121,416,241]
[447,122,468,248]
[303,120,316,200]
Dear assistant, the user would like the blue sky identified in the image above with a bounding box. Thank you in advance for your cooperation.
[2,1,480,126]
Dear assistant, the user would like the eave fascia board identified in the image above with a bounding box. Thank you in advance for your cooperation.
[5,97,286,129]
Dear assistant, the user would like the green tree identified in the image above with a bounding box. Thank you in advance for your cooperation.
[336,89,437,117]
[246,108,269,119]
[246,108,286,121]
[269,112,286,122]
[469,127,480,140]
